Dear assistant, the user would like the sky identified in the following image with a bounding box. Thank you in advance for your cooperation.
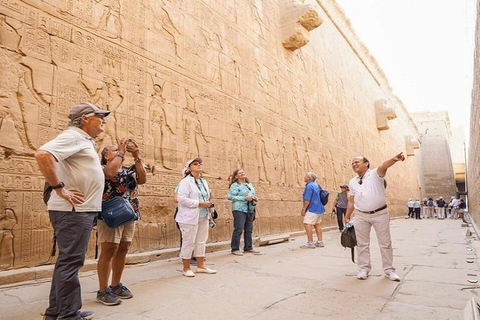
[336,0,477,137]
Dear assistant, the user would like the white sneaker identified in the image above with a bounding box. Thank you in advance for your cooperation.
[385,272,400,282]
[315,241,324,247]
[357,270,368,280]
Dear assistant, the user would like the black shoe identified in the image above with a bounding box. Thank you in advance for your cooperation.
[41,311,94,320]
[110,283,133,299]
[96,287,122,306]
[77,311,94,319]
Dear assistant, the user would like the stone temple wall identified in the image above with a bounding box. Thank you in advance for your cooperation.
[412,111,457,199]
[468,0,480,225]
[0,0,422,271]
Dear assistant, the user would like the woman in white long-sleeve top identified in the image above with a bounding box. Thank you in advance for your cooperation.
[175,157,217,277]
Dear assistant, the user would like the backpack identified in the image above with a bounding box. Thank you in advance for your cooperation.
[341,226,357,263]
[320,189,329,206]
[428,200,434,207]
[317,182,330,206]
[317,183,329,205]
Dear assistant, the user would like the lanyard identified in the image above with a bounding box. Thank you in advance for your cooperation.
[194,177,209,201]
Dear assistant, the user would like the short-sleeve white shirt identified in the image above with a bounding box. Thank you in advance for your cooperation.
[39,127,105,212]
[348,168,387,212]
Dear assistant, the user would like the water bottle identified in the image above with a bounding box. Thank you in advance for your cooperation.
[346,221,354,229]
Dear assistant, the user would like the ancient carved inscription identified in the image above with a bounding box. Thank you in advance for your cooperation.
[0,0,424,272]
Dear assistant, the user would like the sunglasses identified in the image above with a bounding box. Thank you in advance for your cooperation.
[358,176,363,185]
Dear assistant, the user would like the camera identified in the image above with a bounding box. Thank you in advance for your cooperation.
[250,196,258,207]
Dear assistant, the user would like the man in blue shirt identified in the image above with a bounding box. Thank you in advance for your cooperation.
[300,172,326,248]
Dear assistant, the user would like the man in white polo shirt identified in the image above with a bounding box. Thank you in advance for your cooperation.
[35,103,110,320]
[345,153,405,282]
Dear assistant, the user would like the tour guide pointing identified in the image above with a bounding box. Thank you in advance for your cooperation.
[345,152,405,282]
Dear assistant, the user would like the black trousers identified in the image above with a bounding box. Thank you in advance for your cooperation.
[415,208,421,219]
[336,207,347,230]
[408,207,414,218]
[45,210,95,320]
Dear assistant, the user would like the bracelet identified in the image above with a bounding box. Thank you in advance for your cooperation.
[134,158,142,163]
[115,152,125,159]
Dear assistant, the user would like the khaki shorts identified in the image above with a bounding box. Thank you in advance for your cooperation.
[303,211,323,225]
[97,219,136,244]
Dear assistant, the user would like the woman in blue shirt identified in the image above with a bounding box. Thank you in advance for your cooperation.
[228,169,260,256]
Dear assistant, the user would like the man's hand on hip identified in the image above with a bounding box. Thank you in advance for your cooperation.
[55,188,85,206]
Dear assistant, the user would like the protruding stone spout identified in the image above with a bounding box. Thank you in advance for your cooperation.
[375,99,397,130]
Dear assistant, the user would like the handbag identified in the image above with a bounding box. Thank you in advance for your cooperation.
[341,226,357,263]
[100,179,137,228]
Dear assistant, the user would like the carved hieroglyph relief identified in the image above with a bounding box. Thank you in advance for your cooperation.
[96,0,123,39]
[0,208,16,269]
[147,79,175,171]
[183,88,209,161]
[0,0,424,271]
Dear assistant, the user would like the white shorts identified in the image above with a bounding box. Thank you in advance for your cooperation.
[303,211,323,225]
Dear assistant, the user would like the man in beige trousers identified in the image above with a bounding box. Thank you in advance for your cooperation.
[345,153,405,281]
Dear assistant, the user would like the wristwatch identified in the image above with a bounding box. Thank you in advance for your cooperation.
[51,182,65,189]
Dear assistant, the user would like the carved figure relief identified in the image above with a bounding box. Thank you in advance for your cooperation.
[230,117,245,170]
[220,46,241,95]
[183,88,209,160]
[0,208,16,269]
[302,137,314,173]
[80,75,124,151]
[292,136,303,187]
[255,119,271,184]
[0,50,45,154]
[96,0,123,38]
[251,0,265,38]
[148,81,175,171]
[0,15,21,50]
[276,132,288,186]
[150,0,181,58]
[201,31,223,86]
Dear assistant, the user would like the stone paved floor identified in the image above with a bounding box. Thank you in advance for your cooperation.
[0,218,478,320]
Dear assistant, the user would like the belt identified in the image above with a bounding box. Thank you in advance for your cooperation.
[358,204,387,214]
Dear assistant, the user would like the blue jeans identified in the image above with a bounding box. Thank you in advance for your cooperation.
[231,210,254,252]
